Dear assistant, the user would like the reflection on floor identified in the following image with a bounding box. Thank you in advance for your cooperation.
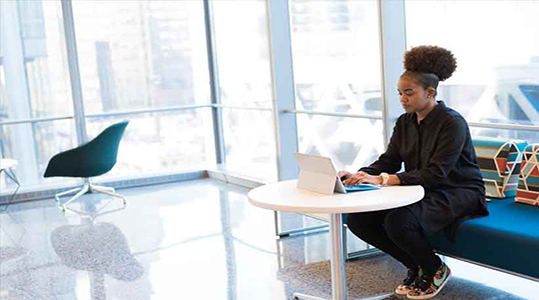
[0,179,537,300]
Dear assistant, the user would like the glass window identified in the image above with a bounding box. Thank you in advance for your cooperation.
[1,0,76,190]
[1,120,80,190]
[72,1,210,114]
[212,1,273,108]
[470,126,538,144]
[406,0,539,142]
[0,0,73,120]
[221,108,277,182]
[297,115,384,172]
[212,1,276,181]
[85,109,215,178]
[290,0,382,116]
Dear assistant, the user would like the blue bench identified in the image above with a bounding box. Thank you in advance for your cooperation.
[343,137,539,282]
[428,197,539,280]
[427,138,539,281]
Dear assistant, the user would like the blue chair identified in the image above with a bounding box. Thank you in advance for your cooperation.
[44,121,129,211]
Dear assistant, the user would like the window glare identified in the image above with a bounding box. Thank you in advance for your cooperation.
[406,0,539,143]
[0,0,538,193]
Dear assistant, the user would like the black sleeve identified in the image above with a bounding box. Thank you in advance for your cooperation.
[396,116,467,189]
[358,121,403,176]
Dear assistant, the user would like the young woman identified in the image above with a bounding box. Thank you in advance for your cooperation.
[339,46,489,299]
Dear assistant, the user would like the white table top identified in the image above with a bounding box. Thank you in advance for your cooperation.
[0,159,18,170]
[248,180,424,214]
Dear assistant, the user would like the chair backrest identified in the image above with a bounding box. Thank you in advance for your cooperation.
[85,120,130,168]
[44,120,129,178]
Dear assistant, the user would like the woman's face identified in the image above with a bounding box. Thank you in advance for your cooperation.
[397,76,435,114]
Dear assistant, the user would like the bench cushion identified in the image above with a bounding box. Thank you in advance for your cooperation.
[428,198,539,279]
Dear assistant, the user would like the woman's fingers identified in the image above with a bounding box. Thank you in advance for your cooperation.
[338,171,350,179]
[342,171,381,186]
[346,178,358,186]
[344,173,366,186]
[338,171,354,182]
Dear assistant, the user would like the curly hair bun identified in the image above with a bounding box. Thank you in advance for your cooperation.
[404,45,457,81]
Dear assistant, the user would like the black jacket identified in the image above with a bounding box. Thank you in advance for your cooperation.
[360,101,489,240]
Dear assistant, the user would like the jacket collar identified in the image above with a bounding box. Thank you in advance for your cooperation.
[409,101,446,125]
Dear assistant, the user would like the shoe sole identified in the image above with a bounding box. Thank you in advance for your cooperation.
[395,287,410,296]
[406,269,451,300]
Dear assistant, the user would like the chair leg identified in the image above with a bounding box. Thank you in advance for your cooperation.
[57,185,90,211]
[91,185,115,193]
[55,183,126,214]
[3,168,20,187]
[54,187,84,204]
[90,186,126,206]
[0,168,20,212]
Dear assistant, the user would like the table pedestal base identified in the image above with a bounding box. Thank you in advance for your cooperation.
[294,292,394,300]
[292,214,395,300]
[293,293,327,300]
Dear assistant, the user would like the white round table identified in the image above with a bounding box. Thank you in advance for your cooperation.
[248,180,424,300]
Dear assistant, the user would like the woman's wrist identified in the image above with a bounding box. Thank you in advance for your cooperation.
[379,172,389,186]
[388,174,401,186]
[377,173,401,186]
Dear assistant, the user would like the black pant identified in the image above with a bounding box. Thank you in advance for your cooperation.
[346,206,441,276]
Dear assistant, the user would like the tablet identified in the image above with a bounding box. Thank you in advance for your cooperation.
[293,152,379,195]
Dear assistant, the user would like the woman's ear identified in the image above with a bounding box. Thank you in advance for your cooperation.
[427,87,436,99]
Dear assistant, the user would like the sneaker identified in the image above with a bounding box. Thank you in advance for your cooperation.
[407,262,451,299]
[395,267,423,295]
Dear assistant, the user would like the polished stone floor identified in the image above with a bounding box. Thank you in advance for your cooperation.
[0,179,537,300]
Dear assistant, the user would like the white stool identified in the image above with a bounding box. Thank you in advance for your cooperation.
[0,159,20,211]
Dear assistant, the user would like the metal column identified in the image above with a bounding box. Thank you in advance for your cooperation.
[203,0,226,165]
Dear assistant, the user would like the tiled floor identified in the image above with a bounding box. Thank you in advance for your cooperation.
[0,179,537,300]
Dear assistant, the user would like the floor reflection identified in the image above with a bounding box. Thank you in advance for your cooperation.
[0,212,28,264]
[0,179,536,300]
[219,189,237,300]
[51,221,144,299]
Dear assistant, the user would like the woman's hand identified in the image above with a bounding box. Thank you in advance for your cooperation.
[338,171,353,181]
[342,171,382,186]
